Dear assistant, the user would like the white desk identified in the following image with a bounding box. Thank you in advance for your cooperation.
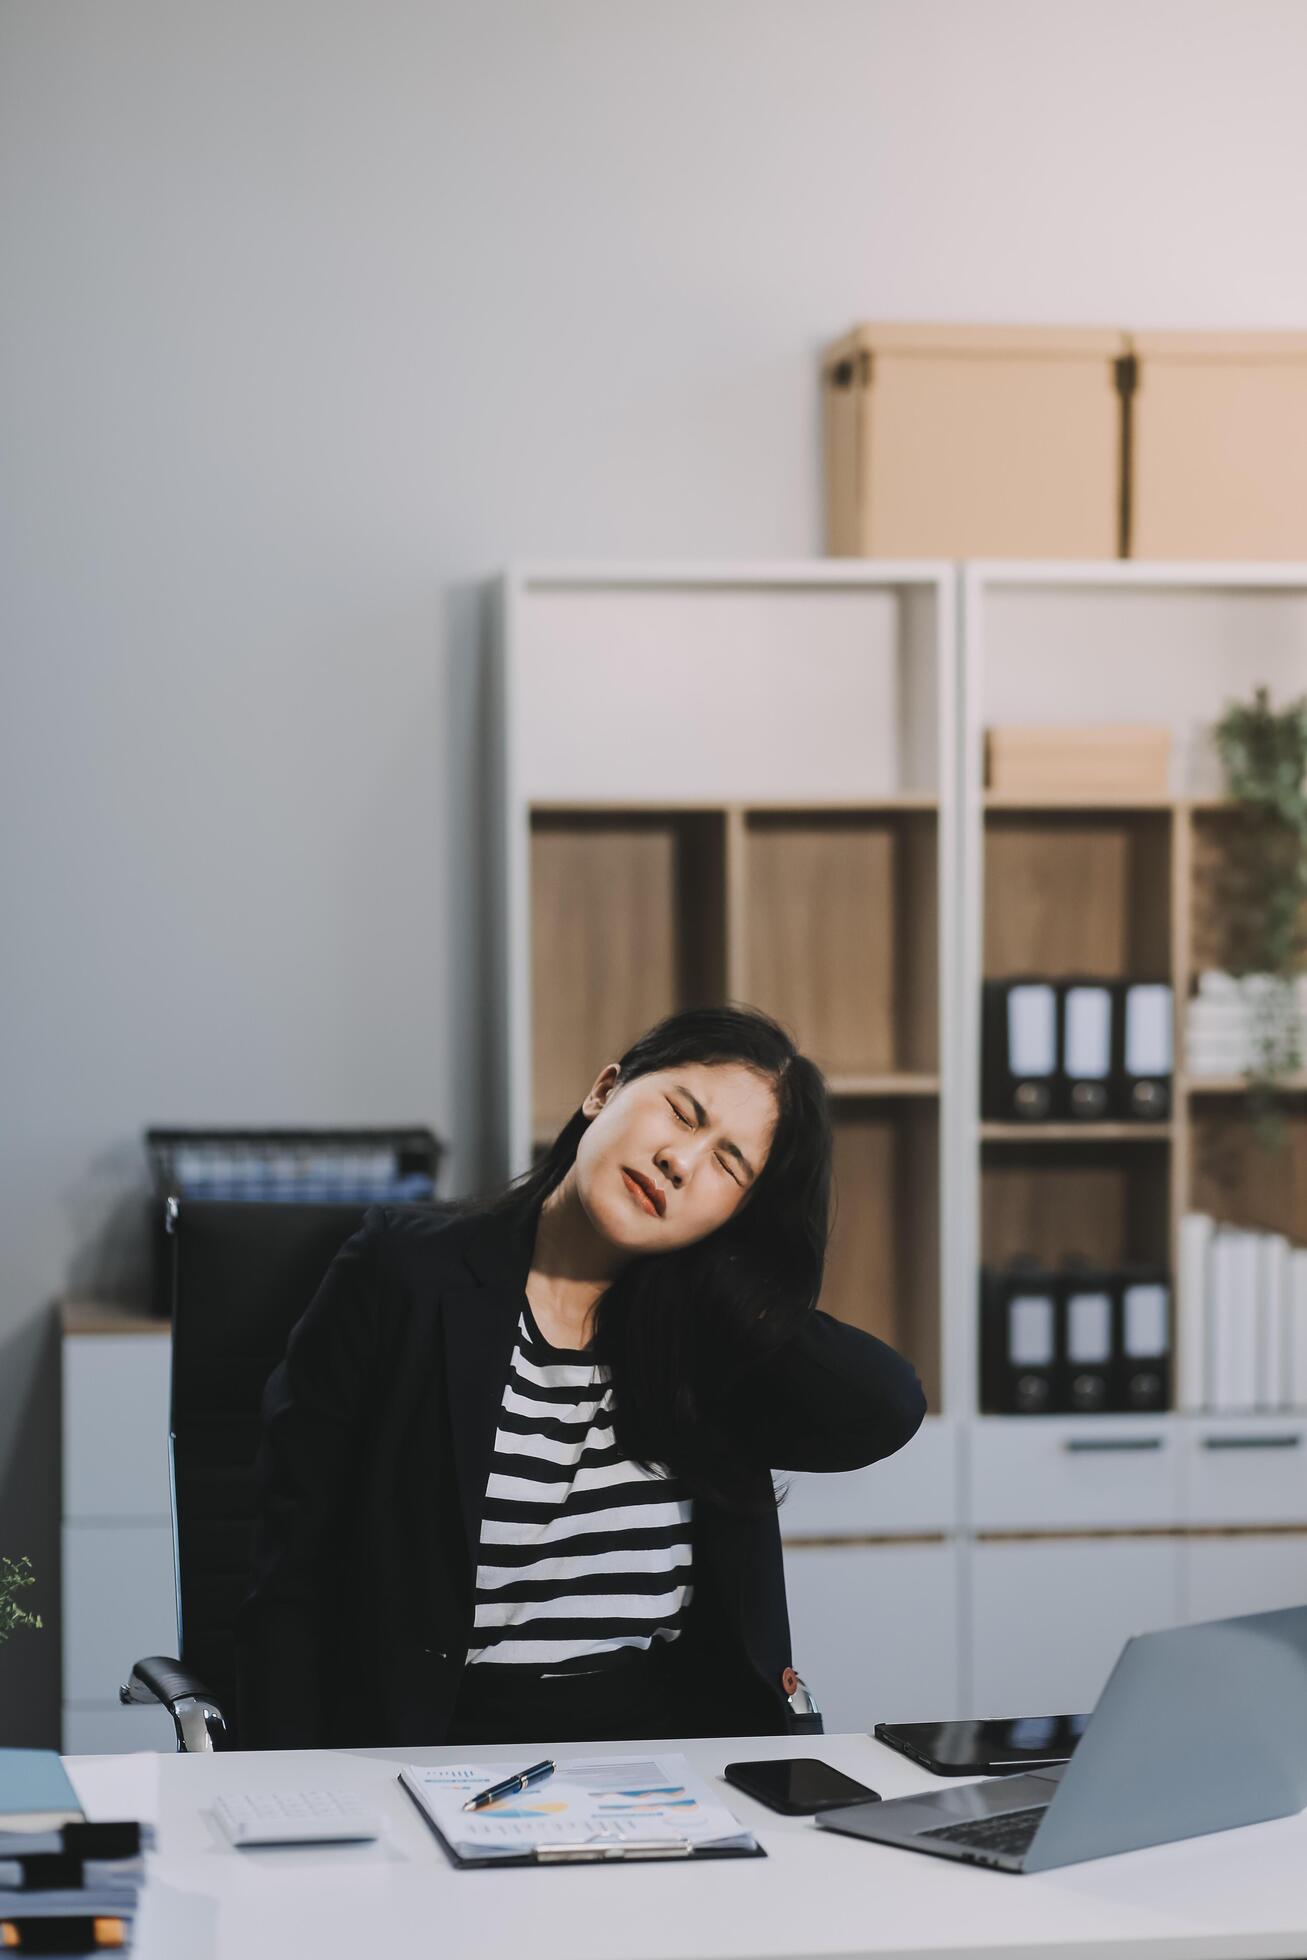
[68,1732,1307,1960]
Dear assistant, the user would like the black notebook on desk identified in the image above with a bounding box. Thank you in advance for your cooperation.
[399,1755,764,1867]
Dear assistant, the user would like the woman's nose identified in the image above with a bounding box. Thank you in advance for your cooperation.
[655,1147,684,1188]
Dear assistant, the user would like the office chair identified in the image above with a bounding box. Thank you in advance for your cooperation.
[121,1195,826,1750]
[119,1197,431,1751]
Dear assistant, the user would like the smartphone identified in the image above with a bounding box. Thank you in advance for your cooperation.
[873,1714,1090,1777]
[723,1758,880,1816]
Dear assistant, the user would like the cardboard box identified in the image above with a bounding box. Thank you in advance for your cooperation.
[823,322,1127,559]
[986,725,1172,797]
[1130,331,1307,559]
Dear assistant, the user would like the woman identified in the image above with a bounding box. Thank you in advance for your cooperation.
[235,1005,926,1748]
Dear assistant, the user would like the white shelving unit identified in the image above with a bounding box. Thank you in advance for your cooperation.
[956,562,1307,1715]
[496,560,1307,1729]
[493,563,963,1727]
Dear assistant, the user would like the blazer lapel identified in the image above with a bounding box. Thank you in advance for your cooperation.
[440,1205,537,1575]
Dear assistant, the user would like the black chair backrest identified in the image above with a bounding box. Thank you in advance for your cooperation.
[165,1199,427,1736]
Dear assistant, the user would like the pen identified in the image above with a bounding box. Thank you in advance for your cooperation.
[461,1758,556,1812]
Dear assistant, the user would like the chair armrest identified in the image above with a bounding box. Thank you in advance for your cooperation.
[120,1655,230,1752]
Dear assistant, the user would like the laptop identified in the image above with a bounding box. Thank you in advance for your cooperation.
[817,1604,1307,1873]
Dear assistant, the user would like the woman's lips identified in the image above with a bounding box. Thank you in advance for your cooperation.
[621,1167,662,1218]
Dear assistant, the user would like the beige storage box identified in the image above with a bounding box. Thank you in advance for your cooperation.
[986,724,1172,798]
[823,323,1128,559]
[1130,331,1307,559]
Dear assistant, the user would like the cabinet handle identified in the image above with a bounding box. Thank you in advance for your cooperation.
[1062,1437,1164,1453]
[1201,1434,1302,1452]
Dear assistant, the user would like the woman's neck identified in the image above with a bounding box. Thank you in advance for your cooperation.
[526,1172,630,1349]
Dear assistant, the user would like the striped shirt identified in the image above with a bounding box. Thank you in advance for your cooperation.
[465,1304,694,1675]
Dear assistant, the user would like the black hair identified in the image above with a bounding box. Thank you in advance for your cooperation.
[473,1003,833,1510]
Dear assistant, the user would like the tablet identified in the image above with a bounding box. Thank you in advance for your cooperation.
[873,1713,1090,1777]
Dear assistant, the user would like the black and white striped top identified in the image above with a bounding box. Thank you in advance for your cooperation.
[465,1304,694,1675]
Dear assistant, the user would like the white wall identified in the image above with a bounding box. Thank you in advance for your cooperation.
[3,0,1307,1743]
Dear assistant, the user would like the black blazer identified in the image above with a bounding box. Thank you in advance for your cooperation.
[235,1202,927,1747]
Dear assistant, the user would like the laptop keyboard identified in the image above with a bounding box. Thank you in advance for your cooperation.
[918,1803,1048,1859]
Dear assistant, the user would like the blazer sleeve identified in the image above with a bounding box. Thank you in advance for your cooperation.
[710,1311,927,1474]
[234,1207,388,1747]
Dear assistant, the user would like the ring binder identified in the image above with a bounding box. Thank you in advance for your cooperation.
[983,980,1058,1121]
[1060,982,1113,1121]
[1117,982,1173,1120]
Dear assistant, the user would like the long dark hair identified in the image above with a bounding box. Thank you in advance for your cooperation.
[473,1004,833,1509]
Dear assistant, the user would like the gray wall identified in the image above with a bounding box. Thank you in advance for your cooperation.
[3,0,1307,1744]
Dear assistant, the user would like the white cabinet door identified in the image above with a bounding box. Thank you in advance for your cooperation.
[62,1523,176,1706]
[969,1537,1183,1716]
[63,1701,178,1755]
[778,1417,956,1538]
[783,1542,962,1732]
[63,1335,171,1521]
[1182,1534,1307,1622]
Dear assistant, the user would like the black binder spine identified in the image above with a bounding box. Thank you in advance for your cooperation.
[1058,980,1114,1122]
[1114,981,1173,1121]
[983,979,1058,1122]
[980,1263,1062,1414]
[1115,1268,1172,1412]
[1059,1262,1118,1414]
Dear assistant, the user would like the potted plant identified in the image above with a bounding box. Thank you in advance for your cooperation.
[0,1555,42,1648]
[1213,685,1307,1126]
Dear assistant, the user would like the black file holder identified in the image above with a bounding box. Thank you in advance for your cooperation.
[1060,1261,1117,1413]
[1058,980,1114,1121]
[981,1262,1061,1414]
[983,980,1059,1121]
[1116,1267,1172,1411]
[1114,982,1173,1121]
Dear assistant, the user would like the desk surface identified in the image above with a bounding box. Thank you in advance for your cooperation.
[68,1732,1307,1960]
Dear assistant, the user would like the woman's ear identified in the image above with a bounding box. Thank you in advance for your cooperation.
[581,1063,622,1119]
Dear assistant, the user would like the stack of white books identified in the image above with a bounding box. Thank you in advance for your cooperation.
[1177,1213,1307,1412]
[1186,971,1307,1078]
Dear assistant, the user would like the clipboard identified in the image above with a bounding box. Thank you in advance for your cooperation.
[397,1756,766,1868]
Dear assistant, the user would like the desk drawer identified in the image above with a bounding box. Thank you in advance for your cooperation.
[969,1417,1179,1531]
[778,1416,956,1538]
[1181,1416,1307,1527]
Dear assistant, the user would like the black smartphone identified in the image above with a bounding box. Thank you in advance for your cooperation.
[723,1758,880,1816]
[873,1714,1090,1777]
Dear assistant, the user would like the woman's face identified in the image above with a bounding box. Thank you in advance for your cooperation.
[572,1059,778,1255]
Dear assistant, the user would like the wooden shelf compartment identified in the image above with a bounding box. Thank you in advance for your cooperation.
[529,809,727,1131]
[824,1098,940,1414]
[984,807,1172,981]
[980,1136,1171,1273]
[741,808,938,1078]
[1189,805,1307,981]
[1188,1105,1307,1245]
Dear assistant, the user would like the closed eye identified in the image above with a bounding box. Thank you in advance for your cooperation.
[669,1092,741,1183]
